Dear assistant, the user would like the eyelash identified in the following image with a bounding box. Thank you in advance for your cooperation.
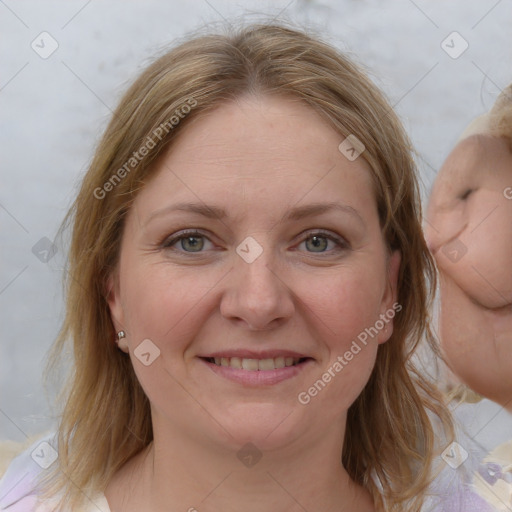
[161,229,349,255]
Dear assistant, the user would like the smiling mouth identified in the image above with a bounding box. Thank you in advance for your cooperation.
[201,356,311,371]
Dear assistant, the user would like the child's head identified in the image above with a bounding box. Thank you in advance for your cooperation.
[426,85,512,407]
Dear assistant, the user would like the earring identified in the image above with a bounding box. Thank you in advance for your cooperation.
[116,331,126,343]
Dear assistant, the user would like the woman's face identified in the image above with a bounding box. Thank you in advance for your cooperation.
[425,135,512,404]
[108,94,400,451]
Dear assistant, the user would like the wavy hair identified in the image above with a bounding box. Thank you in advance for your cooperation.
[39,21,453,511]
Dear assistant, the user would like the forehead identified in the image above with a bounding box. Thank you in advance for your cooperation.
[135,94,377,213]
[163,94,369,172]
[441,135,511,177]
[436,134,512,185]
[442,136,486,174]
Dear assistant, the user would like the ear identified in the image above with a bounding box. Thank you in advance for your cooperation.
[106,271,129,353]
[377,250,401,345]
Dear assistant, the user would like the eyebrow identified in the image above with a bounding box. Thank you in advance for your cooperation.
[145,201,364,226]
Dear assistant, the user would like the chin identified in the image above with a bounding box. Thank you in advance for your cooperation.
[218,402,302,450]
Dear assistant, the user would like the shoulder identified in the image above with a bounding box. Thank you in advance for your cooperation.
[0,432,111,512]
[0,432,58,511]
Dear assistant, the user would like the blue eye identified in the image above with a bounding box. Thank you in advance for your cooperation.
[163,231,212,253]
[162,229,348,255]
[298,231,348,253]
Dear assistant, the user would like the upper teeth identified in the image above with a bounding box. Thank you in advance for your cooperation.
[212,356,301,370]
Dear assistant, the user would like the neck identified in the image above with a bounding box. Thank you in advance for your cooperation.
[114,412,374,512]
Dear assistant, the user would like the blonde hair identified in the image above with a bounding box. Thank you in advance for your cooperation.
[488,83,512,150]
[40,22,453,511]
[459,84,512,147]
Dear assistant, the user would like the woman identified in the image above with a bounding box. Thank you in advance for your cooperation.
[0,23,452,511]
[426,84,512,510]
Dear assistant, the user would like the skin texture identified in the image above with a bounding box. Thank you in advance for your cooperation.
[426,134,512,410]
[105,94,400,512]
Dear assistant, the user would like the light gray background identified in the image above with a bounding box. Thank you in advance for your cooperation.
[1,0,511,446]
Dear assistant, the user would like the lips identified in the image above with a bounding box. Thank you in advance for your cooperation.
[199,353,314,386]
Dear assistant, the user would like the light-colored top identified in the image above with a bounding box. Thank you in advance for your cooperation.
[0,493,110,512]
[473,441,512,511]
[0,432,110,511]
[421,404,512,512]
[1,428,511,511]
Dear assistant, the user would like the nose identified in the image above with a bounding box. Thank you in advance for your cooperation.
[220,248,295,331]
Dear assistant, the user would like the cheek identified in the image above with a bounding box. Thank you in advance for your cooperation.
[439,193,512,308]
[428,202,467,252]
[300,265,386,355]
[438,276,486,371]
[437,274,511,398]
[122,263,217,340]
[117,263,217,400]
[465,196,512,304]
[119,264,217,407]
[299,272,383,409]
